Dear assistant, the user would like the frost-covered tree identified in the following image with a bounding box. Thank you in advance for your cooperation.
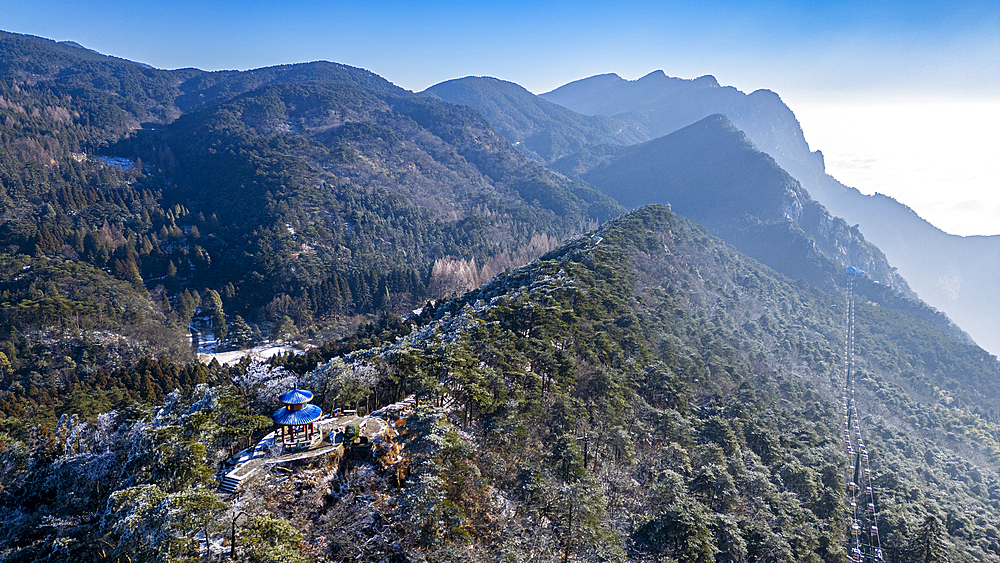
[103,484,170,561]
[165,488,229,557]
[273,314,297,341]
[228,314,256,348]
[239,515,310,563]
[233,361,297,410]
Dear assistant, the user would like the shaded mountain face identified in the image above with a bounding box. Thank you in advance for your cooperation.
[422,76,649,162]
[116,79,622,316]
[803,181,1000,357]
[554,115,950,332]
[540,69,1000,356]
[541,71,823,181]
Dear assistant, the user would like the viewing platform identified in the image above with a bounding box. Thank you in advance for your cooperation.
[217,395,414,495]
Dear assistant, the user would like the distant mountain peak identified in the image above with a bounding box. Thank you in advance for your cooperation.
[618,70,720,89]
[57,40,89,49]
[694,74,720,87]
[431,75,530,92]
[748,88,782,100]
[637,69,668,82]
[541,70,724,116]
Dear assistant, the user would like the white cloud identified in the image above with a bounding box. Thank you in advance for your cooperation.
[791,99,1000,236]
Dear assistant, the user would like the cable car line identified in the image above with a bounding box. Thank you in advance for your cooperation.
[842,267,883,562]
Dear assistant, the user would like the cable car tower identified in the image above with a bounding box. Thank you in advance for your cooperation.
[841,266,883,562]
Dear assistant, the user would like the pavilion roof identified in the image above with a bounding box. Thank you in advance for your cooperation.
[278,386,314,405]
[272,403,322,426]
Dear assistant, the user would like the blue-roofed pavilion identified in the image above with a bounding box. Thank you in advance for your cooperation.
[272,384,323,446]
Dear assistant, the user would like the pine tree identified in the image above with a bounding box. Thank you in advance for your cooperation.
[0,351,11,382]
[909,515,947,563]
[273,315,297,341]
[228,315,254,348]
[204,289,227,341]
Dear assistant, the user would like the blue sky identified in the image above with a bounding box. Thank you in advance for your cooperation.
[2,0,999,234]
[4,0,996,97]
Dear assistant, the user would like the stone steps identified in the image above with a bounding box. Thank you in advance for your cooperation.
[218,474,241,495]
[218,459,263,495]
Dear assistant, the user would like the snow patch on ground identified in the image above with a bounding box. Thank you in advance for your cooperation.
[198,343,304,366]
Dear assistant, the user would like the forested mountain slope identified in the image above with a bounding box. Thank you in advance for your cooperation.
[1,31,620,328]
[114,76,622,320]
[0,32,201,421]
[0,29,620,431]
[1,205,996,562]
[0,31,196,136]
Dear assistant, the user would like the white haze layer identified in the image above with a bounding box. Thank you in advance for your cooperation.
[792,100,1000,237]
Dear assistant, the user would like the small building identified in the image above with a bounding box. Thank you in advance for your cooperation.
[272,385,323,450]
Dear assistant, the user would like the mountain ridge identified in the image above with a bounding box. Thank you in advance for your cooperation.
[557,115,941,320]
[421,75,649,162]
[541,70,722,116]
[541,70,1000,356]
[428,68,1000,355]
